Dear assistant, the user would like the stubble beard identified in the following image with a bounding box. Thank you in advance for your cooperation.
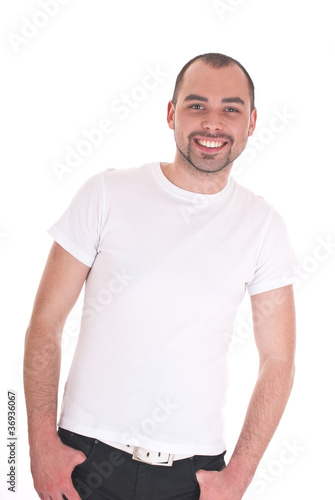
[175,132,239,174]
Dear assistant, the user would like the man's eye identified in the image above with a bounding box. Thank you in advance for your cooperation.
[225,107,239,113]
[190,104,204,110]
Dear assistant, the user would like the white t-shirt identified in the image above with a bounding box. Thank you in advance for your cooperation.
[48,162,299,456]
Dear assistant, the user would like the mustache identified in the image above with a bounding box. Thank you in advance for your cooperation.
[189,132,234,143]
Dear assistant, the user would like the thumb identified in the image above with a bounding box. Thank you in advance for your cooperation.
[196,469,218,483]
[196,469,206,482]
[70,448,87,467]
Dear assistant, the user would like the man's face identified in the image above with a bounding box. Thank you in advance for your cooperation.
[167,60,257,174]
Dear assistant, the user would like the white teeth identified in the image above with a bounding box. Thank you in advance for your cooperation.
[197,139,224,148]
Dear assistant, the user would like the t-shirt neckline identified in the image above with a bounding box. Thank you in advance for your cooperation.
[151,162,233,202]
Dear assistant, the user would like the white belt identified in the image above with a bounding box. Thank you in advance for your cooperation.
[104,440,194,467]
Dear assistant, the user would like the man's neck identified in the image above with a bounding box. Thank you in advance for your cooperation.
[160,159,232,195]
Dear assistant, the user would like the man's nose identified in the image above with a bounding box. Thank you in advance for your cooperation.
[201,112,224,131]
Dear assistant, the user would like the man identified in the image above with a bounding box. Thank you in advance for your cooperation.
[24,53,298,500]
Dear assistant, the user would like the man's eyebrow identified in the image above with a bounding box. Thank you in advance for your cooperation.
[183,94,246,106]
[184,94,208,102]
[221,97,246,106]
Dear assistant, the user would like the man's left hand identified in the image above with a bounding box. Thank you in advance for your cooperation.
[196,467,245,500]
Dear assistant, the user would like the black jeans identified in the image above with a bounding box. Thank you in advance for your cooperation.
[58,427,226,500]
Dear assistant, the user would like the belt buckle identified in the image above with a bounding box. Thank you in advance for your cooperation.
[132,446,174,467]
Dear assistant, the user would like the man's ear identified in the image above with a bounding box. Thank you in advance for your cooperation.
[248,107,257,137]
[167,100,175,130]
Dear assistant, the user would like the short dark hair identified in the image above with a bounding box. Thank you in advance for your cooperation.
[172,52,255,111]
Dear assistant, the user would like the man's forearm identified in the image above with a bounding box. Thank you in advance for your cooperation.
[23,319,62,446]
[226,358,295,491]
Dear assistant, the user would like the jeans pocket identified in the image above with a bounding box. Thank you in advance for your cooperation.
[58,427,98,466]
[190,452,226,484]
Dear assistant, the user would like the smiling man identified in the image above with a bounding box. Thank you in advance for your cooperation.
[24,53,298,500]
[168,60,255,182]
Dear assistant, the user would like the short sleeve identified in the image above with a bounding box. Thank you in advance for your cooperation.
[47,173,105,267]
[246,209,300,296]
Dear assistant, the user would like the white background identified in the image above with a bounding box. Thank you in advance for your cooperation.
[1,0,334,498]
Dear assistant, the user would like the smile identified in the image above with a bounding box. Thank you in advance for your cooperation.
[197,139,224,148]
[194,138,228,150]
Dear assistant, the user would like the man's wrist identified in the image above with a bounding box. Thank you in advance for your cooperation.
[222,455,256,494]
[28,417,59,449]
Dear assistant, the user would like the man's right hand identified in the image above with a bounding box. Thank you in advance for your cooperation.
[30,435,87,500]
[23,242,91,499]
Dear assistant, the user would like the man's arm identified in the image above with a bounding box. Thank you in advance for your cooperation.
[24,241,91,500]
[196,285,296,500]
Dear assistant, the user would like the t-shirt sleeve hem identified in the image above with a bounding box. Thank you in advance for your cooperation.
[48,226,96,267]
[247,277,296,296]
